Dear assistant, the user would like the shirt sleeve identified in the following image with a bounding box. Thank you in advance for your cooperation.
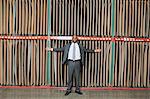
[53,45,65,52]
[80,45,94,53]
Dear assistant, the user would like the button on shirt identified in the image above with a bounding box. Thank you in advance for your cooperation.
[68,43,81,61]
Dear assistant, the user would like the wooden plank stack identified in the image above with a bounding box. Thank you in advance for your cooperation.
[0,0,149,88]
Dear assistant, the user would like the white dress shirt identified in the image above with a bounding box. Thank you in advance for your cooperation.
[68,43,81,61]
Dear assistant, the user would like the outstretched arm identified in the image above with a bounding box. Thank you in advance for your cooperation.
[83,47,101,53]
[46,47,65,52]
[84,48,94,53]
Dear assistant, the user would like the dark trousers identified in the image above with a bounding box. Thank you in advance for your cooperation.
[67,60,81,91]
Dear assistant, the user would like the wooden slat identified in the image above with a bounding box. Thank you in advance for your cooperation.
[142,1,146,36]
[137,1,141,37]
[118,42,122,86]
[55,0,58,86]
[86,0,89,36]
[122,0,125,36]
[0,39,1,83]
[77,0,79,35]
[58,0,62,86]
[88,0,92,86]
[138,43,142,87]
[115,0,120,86]
[140,43,144,86]
[132,42,136,87]
[148,43,150,87]
[123,42,127,87]
[116,0,119,36]
[127,0,132,86]
[62,1,65,86]
[6,0,9,85]
[0,0,1,33]
[101,0,104,36]
[94,0,98,86]
[132,42,137,87]
[135,43,139,87]
[122,0,125,87]
[0,0,2,84]
[119,0,122,36]
[100,3,104,83]
[64,0,67,36]
[67,0,70,36]
[51,40,54,85]
[82,0,85,86]
[131,0,135,36]
[13,0,18,85]
[83,0,86,36]
[60,41,63,86]
[33,0,37,85]
[121,43,124,87]
[79,0,84,87]
[54,41,57,86]
[82,0,86,86]
[51,0,55,85]
[23,0,28,85]
[134,0,137,36]
[84,41,88,86]
[114,42,118,86]
[108,41,112,87]
[143,43,147,87]
[125,0,129,36]
[146,0,150,37]
[140,1,143,37]
[108,0,111,36]
[102,41,106,86]
[74,0,76,35]
[31,0,34,85]
[39,0,43,85]
[91,0,95,86]
[3,0,7,85]
[18,0,21,85]
[9,0,13,85]
[21,0,25,85]
[43,0,46,85]
[105,41,109,86]
[36,0,40,85]
[7,0,11,85]
[147,1,150,87]
[96,0,100,86]
[27,0,31,85]
[130,42,134,86]
[61,0,64,86]
[127,43,131,87]
[61,0,64,36]
[100,41,103,86]
[104,0,107,36]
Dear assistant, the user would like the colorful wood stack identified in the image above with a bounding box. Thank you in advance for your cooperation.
[0,0,149,87]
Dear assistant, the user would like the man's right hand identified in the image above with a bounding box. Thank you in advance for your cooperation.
[46,48,54,51]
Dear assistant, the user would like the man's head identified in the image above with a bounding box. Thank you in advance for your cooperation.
[72,35,78,43]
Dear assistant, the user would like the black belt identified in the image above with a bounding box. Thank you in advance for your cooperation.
[68,59,81,62]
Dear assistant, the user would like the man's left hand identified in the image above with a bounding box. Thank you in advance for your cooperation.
[94,49,101,53]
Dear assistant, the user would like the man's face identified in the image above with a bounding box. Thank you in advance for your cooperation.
[72,35,78,43]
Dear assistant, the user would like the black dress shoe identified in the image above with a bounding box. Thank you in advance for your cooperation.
[75,90,83,95]
[65,91,71,96]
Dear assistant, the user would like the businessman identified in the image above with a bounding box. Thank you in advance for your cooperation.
[47,35,101,96]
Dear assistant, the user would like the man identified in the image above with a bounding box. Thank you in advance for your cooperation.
[47,35,101,96]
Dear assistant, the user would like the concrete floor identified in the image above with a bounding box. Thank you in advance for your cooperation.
[0,88,149,99]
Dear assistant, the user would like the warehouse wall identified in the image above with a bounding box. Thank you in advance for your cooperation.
[0,0,150,87]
